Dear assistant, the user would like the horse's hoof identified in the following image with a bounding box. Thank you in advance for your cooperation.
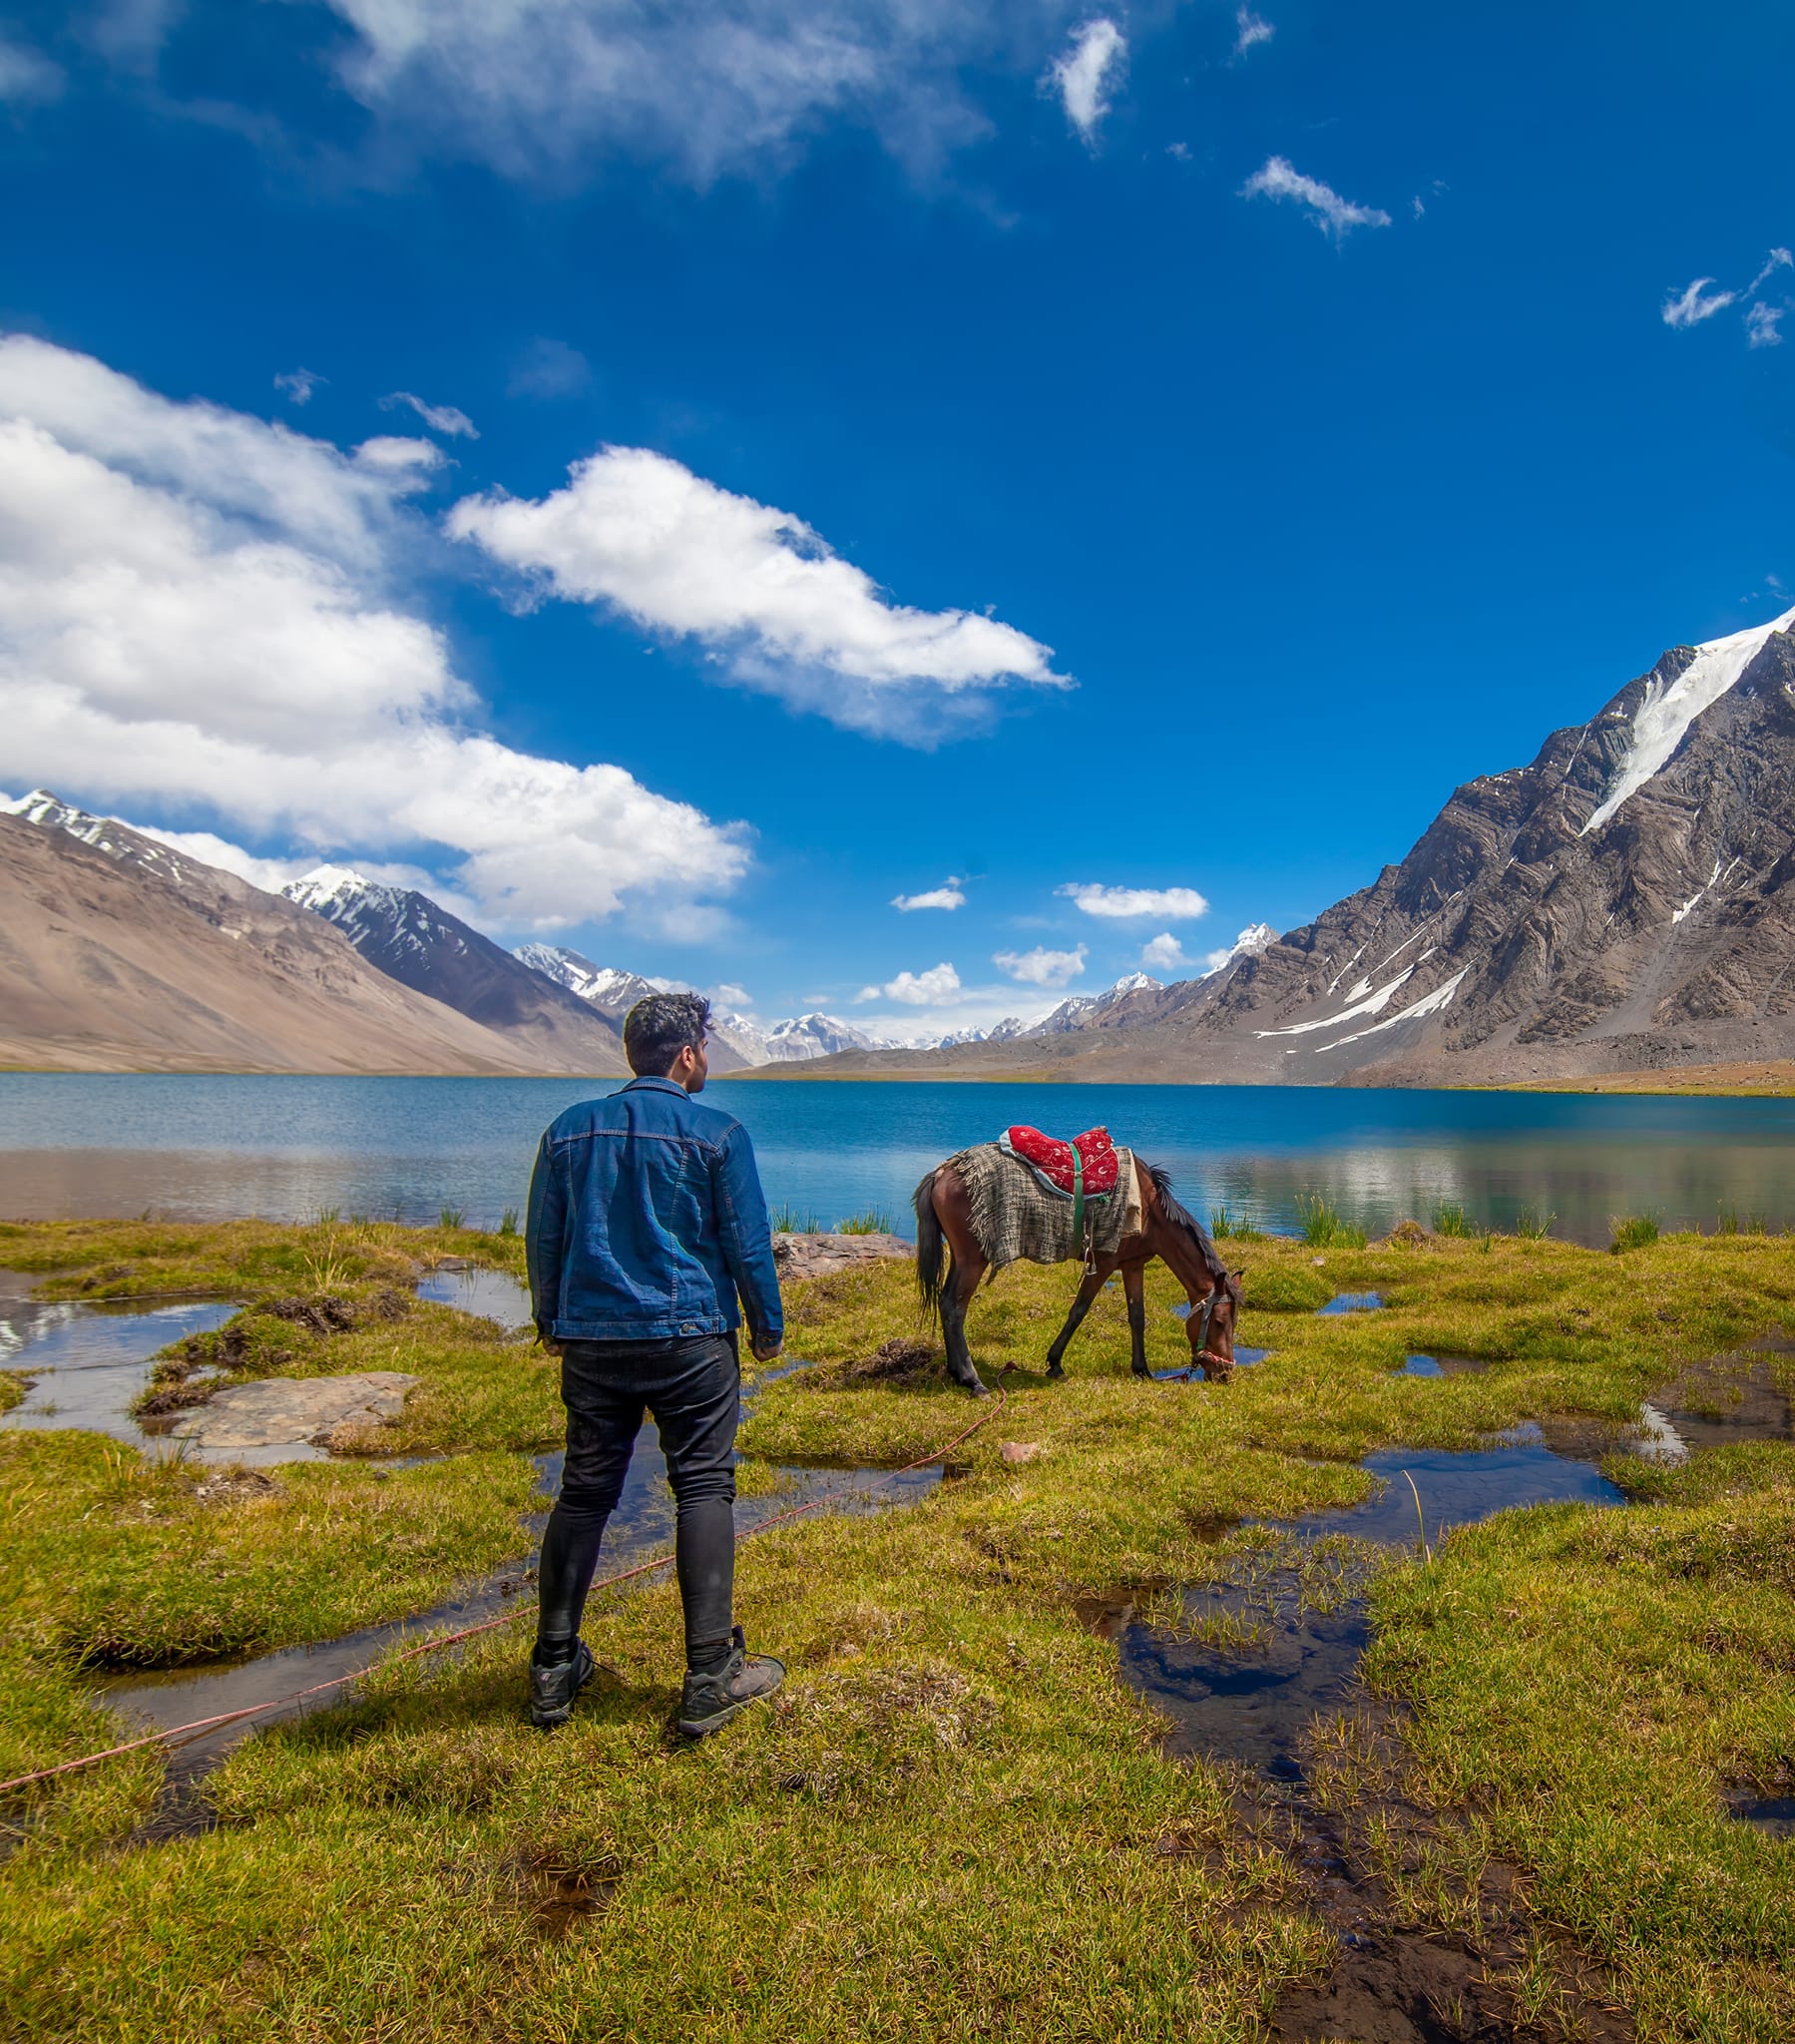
[1045,1363,1064,1380]
[968,1379,991,1398]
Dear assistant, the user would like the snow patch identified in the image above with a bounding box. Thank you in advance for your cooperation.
[1300,966,1472,1054]
[1256,966,1415,1039]
[1583,604,1795,834]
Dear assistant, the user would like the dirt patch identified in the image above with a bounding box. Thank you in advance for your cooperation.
[1264,1711,1634,2044]
[262,1288,411,1335]
[506,1851,623,1936]
[188,1467,279,1508]
[798,1336,942,1389]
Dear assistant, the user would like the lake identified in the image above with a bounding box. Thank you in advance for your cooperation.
[5,1074,1795,1247]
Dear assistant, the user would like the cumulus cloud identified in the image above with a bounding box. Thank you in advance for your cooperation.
[1048,18,1124,141]
[274,368,325,406]
[854,962,961,1005]
[994,943,1087,987]
[307,0,1097,185]
[352,435,448,478]
[892,878,965,911]
[1661,277,1737,329]
[1233,6,1274,56]
[1747,302,1786,349]
[712,981,753,1009]
[1241,157,1391,242]
[0,334,747,931]
[380,390,478,438]
[0,35,63,102]
[1140,932,1186,970]
[449,447,1065,743]
[509,337,593,398]
[1058,881,1210,919]
[1663,251,1791,337]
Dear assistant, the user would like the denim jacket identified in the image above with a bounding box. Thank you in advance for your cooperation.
[525,1077,783,1345]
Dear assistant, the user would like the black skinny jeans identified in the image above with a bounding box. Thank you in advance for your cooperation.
[535,1332,739,1670]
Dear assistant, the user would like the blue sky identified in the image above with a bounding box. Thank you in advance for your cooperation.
[1,0,1790,1038]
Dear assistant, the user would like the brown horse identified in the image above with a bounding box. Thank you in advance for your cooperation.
[913,1157,1242,1395]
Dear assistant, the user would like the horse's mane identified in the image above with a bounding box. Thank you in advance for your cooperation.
[1141,1160,1240,1304]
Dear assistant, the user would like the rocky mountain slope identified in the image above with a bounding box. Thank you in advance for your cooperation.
[283,870,627,1076]
[0,803,578,1076]
[804,605,1795,1085]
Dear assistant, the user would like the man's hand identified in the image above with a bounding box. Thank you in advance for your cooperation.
[750,1331,783,1363]
[535,1326,563,1358]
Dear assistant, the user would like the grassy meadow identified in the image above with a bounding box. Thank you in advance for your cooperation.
[1,1212,1792,2040]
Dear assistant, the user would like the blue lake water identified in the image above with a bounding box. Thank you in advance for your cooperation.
[4,1073,1795,1247]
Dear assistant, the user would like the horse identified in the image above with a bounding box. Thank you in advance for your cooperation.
[913,1154,1243,1395]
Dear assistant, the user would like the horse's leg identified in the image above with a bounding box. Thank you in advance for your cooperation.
[1045,1253,1118,1378]
[939,1251,990,1396]
[1121,1259,1150,1376]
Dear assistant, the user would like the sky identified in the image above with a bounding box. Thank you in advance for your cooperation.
[1,0,1791,1041]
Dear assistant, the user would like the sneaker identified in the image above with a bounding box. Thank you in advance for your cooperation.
[676,1624,785,1739]
[530,1638,596,1731]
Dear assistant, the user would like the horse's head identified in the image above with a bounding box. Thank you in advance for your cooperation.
[1188,1268,1243,1381]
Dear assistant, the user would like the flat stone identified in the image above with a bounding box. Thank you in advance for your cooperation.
[999,1440,1045,1465]
[169,1371,420,1450]
[772,1233,912,1283]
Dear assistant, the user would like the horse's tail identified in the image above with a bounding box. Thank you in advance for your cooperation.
[913,1169,946,1324]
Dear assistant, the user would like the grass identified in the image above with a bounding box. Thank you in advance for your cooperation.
[3,1216,1795,2038]
[1611,1213,1662,1254]
[1295,1194,1367,1250]
[768,1203,824,1234]
[1432,1201,1473,1238]
[1209,1205,1269,1242]
[834,1209,894,1236]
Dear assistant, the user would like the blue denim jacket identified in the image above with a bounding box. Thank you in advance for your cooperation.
[525,1077,783,1345]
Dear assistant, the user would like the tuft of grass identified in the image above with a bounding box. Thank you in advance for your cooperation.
[438,1206,467,1231]
[1211,1205,1269,1242]
[1609,1213,1660,1254]
[1513,1207,1556,1241]
[1297,1194,1367,1250]
[834,1209,894,1237]
[769,1203,824,1235]
[1432,1202,1473,1238]
[497,1208,520,1239]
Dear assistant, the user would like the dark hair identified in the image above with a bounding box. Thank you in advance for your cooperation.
[624,991,711,1076]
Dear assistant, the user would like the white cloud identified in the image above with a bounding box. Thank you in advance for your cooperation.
[1233,6,1274,56]
[0,35,63,102]
[1746,248,1793,293]
[311,0,1093,185]
[1746,302,1786,349]
[892,878,965,911]
[1048,18,1124,141]
[712,982,753,1009]
[380,390,479,438]
[854,961,961,1005]
[1241,156,1392,242]
[0,334,747,931]
[1058,881,1210,919]
[994,942,1087,987]
[1140,931,1186,971]
[509,338,593,398]
[352,435,448,478]
[449,447,1065,743]
[1661,277,1736,329]
[274,368,325,406]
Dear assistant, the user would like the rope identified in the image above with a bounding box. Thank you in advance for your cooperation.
[0,1377,1010,1799]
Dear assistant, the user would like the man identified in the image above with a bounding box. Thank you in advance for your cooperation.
[524,990,786,1738]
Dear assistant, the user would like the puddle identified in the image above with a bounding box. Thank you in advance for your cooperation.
[102,1433,941,1805]
[415,1266,535,1328]
[1727,1793,1795,1841]
[1095,1433,1626,1785]
[1652,1353,1794,1453]
[1395,1354,1442,1377]
[1316,1292,1383,1315]
[0,1286,238,1453]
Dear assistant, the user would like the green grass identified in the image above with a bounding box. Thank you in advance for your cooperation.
[1432,1201,1473,1238]
[768,1203,824,1234]
[1611,1213,1662,1254]
[1295,1194,1367,1251]
[1209,1205,1269,1242]
[834,1208,894,1236]
[3,1217,1795,2038]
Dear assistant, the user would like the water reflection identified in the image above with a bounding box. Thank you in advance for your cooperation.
[8,1073,1795,1249]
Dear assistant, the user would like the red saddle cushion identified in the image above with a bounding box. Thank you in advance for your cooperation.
[1004,1125,1120,1197]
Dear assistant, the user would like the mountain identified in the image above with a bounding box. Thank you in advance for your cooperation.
[282,871,627,1075]
[0,798,575,1076]
[790,605,1795,1085]
[1027,972,1164,1036]
[514,943,879,1067]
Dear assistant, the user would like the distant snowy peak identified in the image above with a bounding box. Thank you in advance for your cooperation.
[763,1013,878,1061]
[1583,602,1795,835]
[1026,972,1163,1037]
[513,943,659,1015]
[1205,923,1279,976]
[5,787,223,896]
[284,864,385,916]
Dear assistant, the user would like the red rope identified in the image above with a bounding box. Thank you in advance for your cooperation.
[0,1380,1009,1799]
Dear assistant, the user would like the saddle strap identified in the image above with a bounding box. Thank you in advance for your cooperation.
[1072,1143,1085,1246]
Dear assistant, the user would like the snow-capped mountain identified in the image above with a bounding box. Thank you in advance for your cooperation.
[513,944,660,1016]
[284,870,627,1073]
[1025,972,1164,1036]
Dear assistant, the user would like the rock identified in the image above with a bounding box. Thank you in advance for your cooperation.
[168,1371,420,1451]
[771,1233,912,1284]
[999,1441,1045,1465]
[1385,1218,1433,1247]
